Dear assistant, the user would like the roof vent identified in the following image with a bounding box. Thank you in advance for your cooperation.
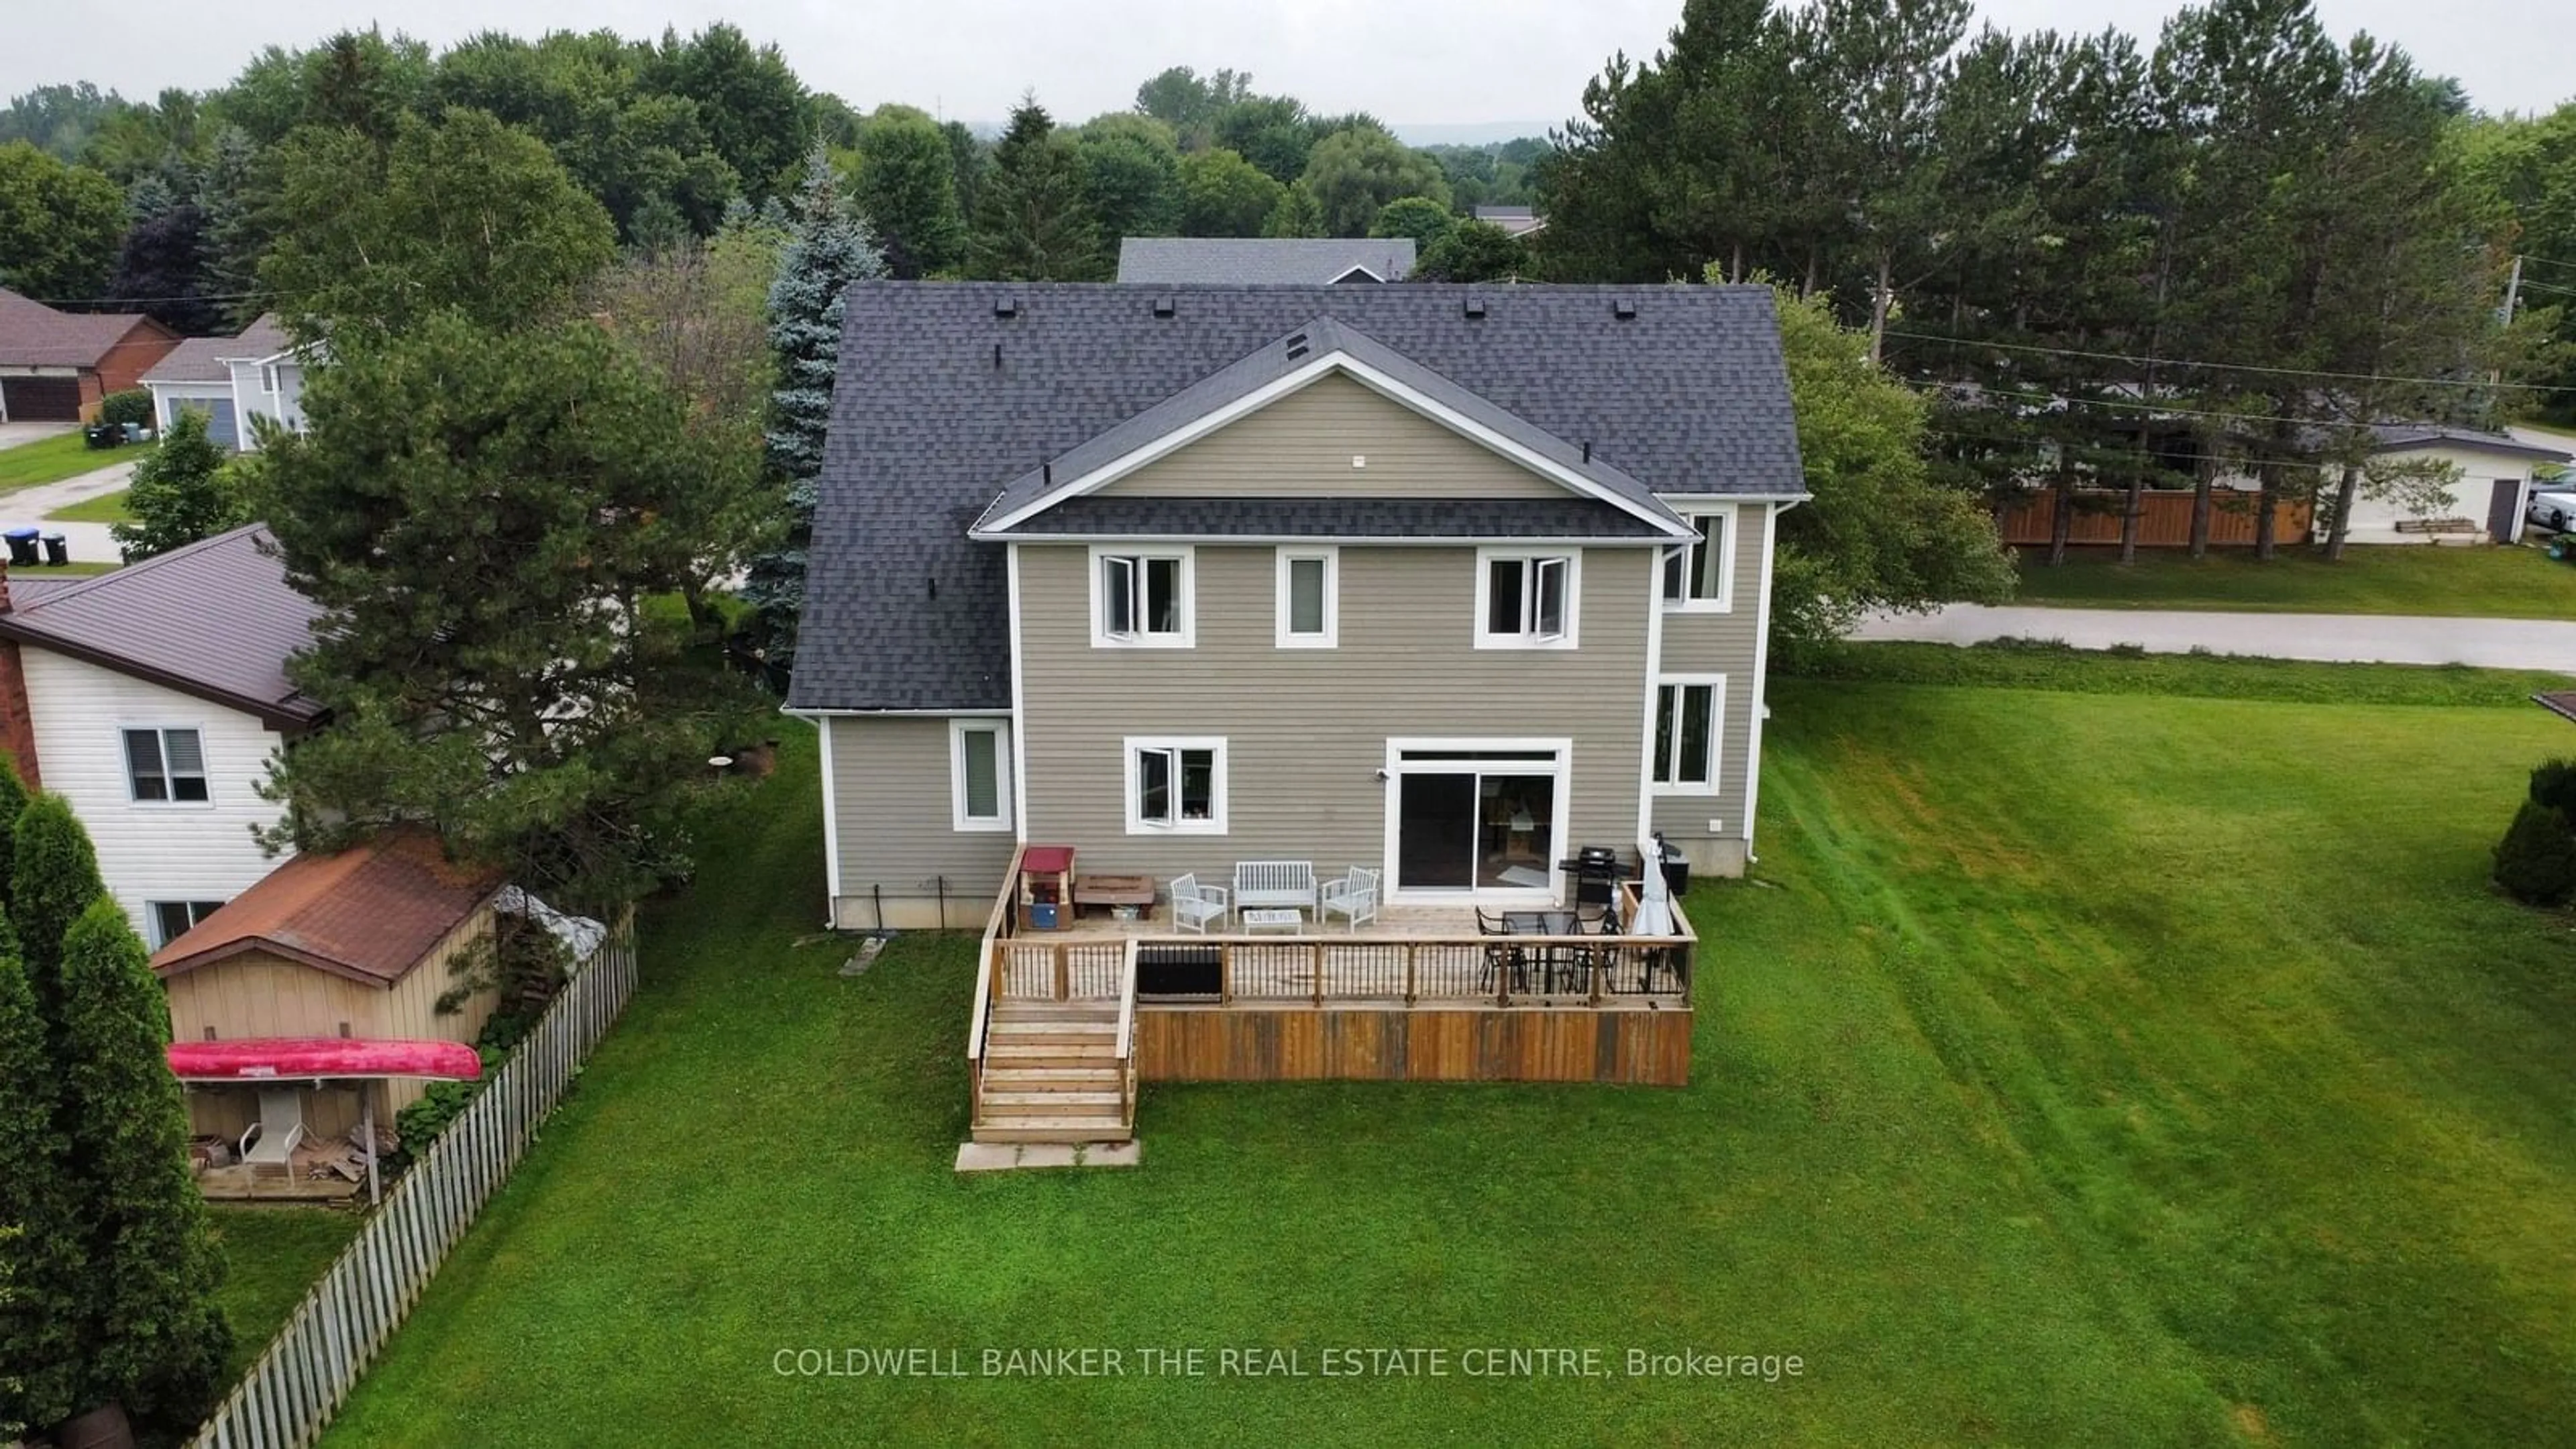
[1613,298,1638,320]
[992,342,1003,370]
[1152,294,1177,319]
[1463,295,1487,319]
[1284,330,1311,361]
[994,296,1020,319]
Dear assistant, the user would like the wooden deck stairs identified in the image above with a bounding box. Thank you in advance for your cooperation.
[972,1001,1135,1146]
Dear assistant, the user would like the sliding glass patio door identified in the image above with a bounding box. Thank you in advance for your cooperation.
[1383,741,1570,904]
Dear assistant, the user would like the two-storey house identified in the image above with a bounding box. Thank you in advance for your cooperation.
[0,524,321,945]
[789,284,1804,1146]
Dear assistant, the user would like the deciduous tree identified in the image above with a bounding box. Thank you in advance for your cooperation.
[1301,125,1448,237]
[1178,148,1281,237]
[112,409,247,561]
[0,142,125,301]
[847,104,966,278]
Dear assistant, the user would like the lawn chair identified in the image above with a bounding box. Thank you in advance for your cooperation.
[1320,867,1380,932]
[1169,873,1229,934]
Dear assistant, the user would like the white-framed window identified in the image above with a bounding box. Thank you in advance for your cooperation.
[1124,736,1226,834]
[1661,505,1735,612]
[148,899,226,948]
[1090,546,1194,647]
[123,727,209,804]
[261,363,282,396]
[1474,548,1579,649]
[1652,676,1726,794]
[1275,546,1338,648]
[948,718,1013,832]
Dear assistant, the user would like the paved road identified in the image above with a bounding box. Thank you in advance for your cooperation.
[0,458,134,567]
[1851,603,2576,672]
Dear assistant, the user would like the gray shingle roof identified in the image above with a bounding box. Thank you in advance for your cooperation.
[141,314,292,385]
[2369,423,2572,464]
[973,313,1684,536]
[1001,496,1670,539]
[0,524,322,727]
[789,282,1803,713]
[1116,237,1417,284]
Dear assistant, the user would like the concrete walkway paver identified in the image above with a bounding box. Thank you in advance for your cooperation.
[1852,603,2576,673]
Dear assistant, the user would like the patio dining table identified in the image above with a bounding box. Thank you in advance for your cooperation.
[1485,910,1589,992]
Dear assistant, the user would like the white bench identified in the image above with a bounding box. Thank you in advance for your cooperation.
[1232,861,1317,918]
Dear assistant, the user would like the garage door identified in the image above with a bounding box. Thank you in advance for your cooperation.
[0,376,82,421]
[170,396,240,450]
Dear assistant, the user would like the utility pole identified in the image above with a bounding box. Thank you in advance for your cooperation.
[2502,254,2524,326]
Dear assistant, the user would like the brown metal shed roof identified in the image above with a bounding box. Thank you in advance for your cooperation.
[0,286,176,370]
[150,830,504,987]
[0,523,324,727]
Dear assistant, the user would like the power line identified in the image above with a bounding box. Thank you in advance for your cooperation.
[1884,329,2551,391]
[2512,252,2576,276]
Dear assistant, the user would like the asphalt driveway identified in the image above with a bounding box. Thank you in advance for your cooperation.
[1853,604,2576,672]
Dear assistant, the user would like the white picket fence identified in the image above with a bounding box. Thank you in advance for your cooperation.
[193,924,639,1449]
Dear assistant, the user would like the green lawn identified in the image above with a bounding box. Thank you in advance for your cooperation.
[210,1206,362,1380]
[45,486,129,524]
[319,668,2576,1447]
[0,432,139,491]
[2015,541,2576,617]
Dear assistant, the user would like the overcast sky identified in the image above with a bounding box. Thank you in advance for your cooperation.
[3,0,2567,131]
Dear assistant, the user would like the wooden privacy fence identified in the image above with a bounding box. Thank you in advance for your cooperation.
[1996,489,2313,548]
[192,922,639,1449]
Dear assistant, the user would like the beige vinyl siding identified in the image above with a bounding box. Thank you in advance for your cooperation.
[163,904,498,1134]
[826,715,1018,929]
[1016,542,1656,880]
[1650,503,1766,855]
[1103,372,1570,500]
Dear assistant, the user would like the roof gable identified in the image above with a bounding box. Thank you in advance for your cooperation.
[788,282,1803,713]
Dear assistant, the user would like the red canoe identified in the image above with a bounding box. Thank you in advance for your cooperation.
[166,1037,484,1083]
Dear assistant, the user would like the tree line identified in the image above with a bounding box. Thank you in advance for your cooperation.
[0,34,1549,331]
[1540,0,2561,562]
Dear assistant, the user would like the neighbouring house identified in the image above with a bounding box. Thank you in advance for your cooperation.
[0,285,180,423]
[0,523,321,945]
[1471,205,1546,237]
[138,312,308,449]
[2331,425,2571,544]
[1116,237,1417,284]
[788,282,1803,1140]
[154,829,504,1200]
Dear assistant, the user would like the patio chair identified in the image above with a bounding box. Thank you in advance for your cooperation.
[1169,873,1229,934]
[1320,867,1381,932]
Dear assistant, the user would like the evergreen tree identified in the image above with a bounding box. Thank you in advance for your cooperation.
[967,97,1104,281]
[112,408,248,561]
[0,918,85,1437]
[10,794,104,998]
[195,125,266,328]
[54,898,229,1437]
[0,753,30,915]
[743,146,887,652]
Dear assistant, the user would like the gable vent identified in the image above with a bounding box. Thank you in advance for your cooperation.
[1463,294,1487,319]
[1613,298,1638,320]
[1283,330,1312,360]
[994,296,1020,319]
[1152,294,1177,318]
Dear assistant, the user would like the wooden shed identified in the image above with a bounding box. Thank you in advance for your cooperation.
[151,830,506,1154]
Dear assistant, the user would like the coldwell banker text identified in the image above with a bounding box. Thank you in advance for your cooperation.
[771,1347,1807,1383]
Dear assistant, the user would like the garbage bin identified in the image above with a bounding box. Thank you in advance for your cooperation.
[41,533,67,567]
[83,423,119,450]
[3,529,38,567]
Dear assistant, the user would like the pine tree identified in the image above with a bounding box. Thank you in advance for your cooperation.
[54,897,229,1436]
[196,125,266,328]
[967,97,1104,280]
[0,918,86,1436]
[9,794,103,1002]
[743,146,887,654]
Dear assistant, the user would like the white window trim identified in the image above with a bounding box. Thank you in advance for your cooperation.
[1661,503,1737,614]
[1274,545,1340,649]
[1123,735,1228,835]
[1650,674,1727,797]
[1379,737,1574,907]
[1472,547,1581,651]
[948,718,1014,833]
[146,898,226,949]
[122,724,213,808]
[1087,544,1197,649]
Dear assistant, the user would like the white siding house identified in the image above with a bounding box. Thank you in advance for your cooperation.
[19,647,290,944]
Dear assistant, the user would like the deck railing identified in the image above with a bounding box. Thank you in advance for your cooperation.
[965,844,1027,1130]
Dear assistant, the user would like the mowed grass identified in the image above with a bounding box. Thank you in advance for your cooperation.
[2014,541,2576,617]
[45,486,129,523]
[210,1206,361,1379]
[0,431,138,490]
[320,676,2576,1447]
